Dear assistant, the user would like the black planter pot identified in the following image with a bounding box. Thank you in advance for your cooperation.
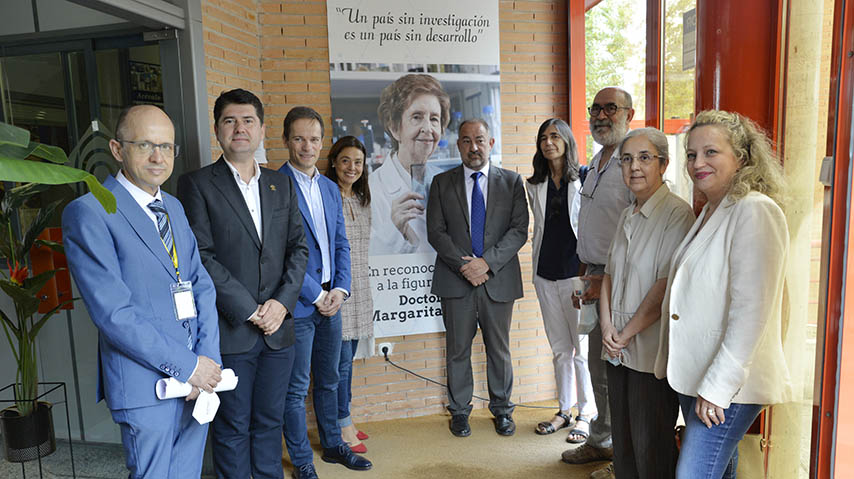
[0,401,56,462]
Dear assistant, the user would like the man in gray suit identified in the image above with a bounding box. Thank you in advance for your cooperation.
[427,118,528,438]
[177,89,308,479]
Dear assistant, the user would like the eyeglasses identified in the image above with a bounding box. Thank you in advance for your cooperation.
[619,153,662,166]
[588,103,630,117]
[117,140,179,157]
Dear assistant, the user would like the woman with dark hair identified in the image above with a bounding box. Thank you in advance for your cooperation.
[325,136,374,453]
[369,73,451,254]
[526,118,597,442]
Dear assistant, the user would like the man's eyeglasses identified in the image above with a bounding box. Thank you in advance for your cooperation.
[588,103,630,117]
[117,140,179,157]
[619,153,662,166]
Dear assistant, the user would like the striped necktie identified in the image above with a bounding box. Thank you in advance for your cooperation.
[147,199,173,255]
[147,199,192,350]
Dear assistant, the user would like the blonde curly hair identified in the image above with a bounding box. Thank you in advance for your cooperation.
[687,110,787,207]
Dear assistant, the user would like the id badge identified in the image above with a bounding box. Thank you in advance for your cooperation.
[170,281,197,320]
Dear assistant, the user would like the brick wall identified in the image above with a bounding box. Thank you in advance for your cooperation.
[200,0,569,423]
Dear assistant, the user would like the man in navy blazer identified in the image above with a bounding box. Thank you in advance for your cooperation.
[177,89,309,479]
[63,105,222,478]
[278,106,371,479]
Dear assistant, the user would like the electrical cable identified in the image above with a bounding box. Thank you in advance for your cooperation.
[380,346,554,410]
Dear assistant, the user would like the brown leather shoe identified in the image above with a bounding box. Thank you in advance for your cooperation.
[589,462,615,479]
[561,443,614,464]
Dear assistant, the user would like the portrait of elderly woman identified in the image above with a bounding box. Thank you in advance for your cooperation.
[369,73,451,255]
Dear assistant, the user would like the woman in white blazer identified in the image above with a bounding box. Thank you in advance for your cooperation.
[526,118,596,441]
[655,110,792,479]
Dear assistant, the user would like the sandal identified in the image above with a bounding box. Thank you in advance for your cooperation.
[535,411,573,435]
[566,416,591,443]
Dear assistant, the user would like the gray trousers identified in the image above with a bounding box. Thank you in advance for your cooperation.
[586,263,612,449]
[441,286,514,417]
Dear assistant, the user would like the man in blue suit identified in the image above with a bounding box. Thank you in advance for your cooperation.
[62,105,222,478]
[279,106,372,479]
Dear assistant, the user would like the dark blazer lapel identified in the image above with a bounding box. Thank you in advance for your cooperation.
[259,170,275,246]
[106,176,177,280]
[484,166,502,232]
[210,157,261,249]
[452,166,470,230]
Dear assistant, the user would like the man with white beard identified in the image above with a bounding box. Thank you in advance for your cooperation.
[560,87,634,479]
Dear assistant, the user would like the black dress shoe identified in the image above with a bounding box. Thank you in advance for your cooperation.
[450,414,471,437]
[494,414,515,436]
[321,444,372,471]
[292,463,319,479]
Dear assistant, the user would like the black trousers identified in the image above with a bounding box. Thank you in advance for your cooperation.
[606,363,679,479]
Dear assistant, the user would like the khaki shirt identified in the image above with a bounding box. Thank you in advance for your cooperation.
[577,148,634,266]
[604,183,694,373]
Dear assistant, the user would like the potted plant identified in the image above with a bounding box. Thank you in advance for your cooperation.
[0,121,115,462]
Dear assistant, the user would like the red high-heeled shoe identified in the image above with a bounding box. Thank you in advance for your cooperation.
[349,442,367,453]
[356,430,369,440]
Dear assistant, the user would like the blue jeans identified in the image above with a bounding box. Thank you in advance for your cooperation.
[337,339,359,427]
[282,310,343,467]
[676,394,763,479]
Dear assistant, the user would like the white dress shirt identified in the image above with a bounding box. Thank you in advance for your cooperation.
[287,163,334,304]
[116,170,163,230]
[462,160,490,225]
[223,158,262,240]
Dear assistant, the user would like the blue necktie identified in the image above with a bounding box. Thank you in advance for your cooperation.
[147,199,174,255]
[148,199,192,350]
[470,172,485,257]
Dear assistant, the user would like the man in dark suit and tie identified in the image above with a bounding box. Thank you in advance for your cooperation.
[63,105,222,478]
[177,89,309,479]
[427,118,528,438]
[278,106,372,479]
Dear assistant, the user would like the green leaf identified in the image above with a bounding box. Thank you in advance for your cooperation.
[29,143,68,164]
[0,280,40,319]
[33,239,64,253]
[0,307,20,339]
[30,297,76,338]
[0,142,38,161]
[0,123,29,147]
[20,199,60,256]
[22,269,58,296]
[0,158,116,213]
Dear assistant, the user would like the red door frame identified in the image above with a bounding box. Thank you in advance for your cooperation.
[811,0,854,476]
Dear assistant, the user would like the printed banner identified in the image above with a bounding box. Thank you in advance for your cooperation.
[327,0,501,338]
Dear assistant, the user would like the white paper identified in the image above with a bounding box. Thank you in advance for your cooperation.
[192,390,221,424]
[155,368,238,400]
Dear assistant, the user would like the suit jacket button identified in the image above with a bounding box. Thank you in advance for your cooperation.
[671,314,679,320]
[182,320,189,328]
[316,268,322,273]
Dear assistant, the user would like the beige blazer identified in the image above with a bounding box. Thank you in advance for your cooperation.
[525,177,581,281]
[655,192,792,408]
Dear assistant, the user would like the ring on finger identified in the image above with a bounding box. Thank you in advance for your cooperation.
[706,408,716,416]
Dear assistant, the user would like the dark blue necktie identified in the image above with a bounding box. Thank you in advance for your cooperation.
[470,172,485,257]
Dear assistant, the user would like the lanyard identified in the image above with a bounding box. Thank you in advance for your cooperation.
[158,213,182,282]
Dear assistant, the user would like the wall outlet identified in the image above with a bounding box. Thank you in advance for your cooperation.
[378,342,393,356]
